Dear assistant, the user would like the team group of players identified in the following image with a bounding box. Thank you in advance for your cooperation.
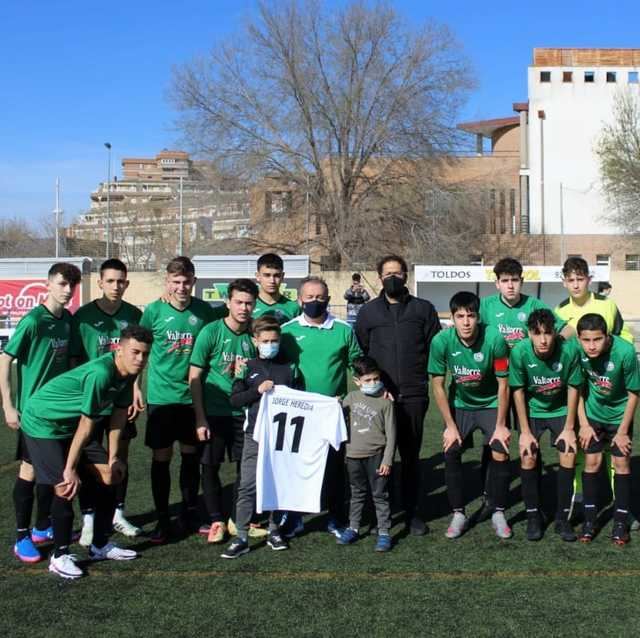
[1,251,637,578]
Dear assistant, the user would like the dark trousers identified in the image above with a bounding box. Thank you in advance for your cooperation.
[395,399,427,520]
[321,445,346,522]
[346,452,392,533]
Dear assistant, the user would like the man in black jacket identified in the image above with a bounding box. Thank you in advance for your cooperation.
[354,255,441,534]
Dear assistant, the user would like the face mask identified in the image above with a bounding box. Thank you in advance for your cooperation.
[303,300,329,319]
[361,380,384,396]
[382,275,406,298]
[258,343,280,359]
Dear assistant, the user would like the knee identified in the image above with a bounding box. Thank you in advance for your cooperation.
[153,448,172,463]
[558,454,575,469]
[613,457,631,474]
[520,455,537,470]
[491,451,509,463]
[19,461,35,482]
[584,455,602,473]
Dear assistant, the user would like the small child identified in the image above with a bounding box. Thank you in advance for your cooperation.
[339,356,396,552]
[220,316,298,559]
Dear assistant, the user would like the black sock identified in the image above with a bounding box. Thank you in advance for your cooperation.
[614,473,631,524]
[35,484,53,530]
[13,477,34,540]
[179,453,200,512]
[520,468,539,513]
[556,466,575,520]
[151,459,171,519]
[491,459,511,510]
[444,447,464,511]
[78,480,95,516]
[51,495,74,557]
[480,445,492,500]
[201,463,223,522]
[582,471,599,523]
[93,482,116,548]
[115,473,129,511]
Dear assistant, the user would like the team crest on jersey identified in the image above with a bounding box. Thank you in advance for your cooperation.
[242,341,251,354]
[473,352,484,362]
[188,315,199,326]
[606,361,615,372]
[517,312,527,322]
[552,362,563,372]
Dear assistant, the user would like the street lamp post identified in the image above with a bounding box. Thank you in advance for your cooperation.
[104,142,112,258]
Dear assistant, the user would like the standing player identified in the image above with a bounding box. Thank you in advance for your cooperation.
[20,326,152,579]
[509,309,582,541]
[428,292,512,539]
[189,278,258,543]
[140,256,225,543]
[0,262,81,563]
[253,253,301,324]
[575,314,640,545]
[71,258,144,543]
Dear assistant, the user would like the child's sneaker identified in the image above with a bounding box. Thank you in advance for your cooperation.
[14,537,42,563]
[31,526,54,545]
[375,534,392,552]
[266,532,289,551]
[337,527,358,545]
[221,538,249,559]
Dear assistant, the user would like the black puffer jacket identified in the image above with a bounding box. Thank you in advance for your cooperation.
[230,354,298,436]
[354,289,441,401]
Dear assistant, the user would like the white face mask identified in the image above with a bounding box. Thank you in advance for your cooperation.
[360,380,384,396]
[258,342,280,359]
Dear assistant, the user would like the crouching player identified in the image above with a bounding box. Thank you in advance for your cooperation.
[509,309,582,542]
[19,326,152,578]
[428,292,512,539]
[576,313,640,545]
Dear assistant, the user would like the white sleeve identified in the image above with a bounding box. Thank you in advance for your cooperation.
[326,400,348,451]
[252,392,269,443]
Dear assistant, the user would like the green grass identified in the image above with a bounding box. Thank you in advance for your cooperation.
[2,405,640,637]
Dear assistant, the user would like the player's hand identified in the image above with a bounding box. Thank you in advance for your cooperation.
[127,388,146,420]
[258,380,274,394]
[579,424,598,449]
[518,431,538,458]
[376,464,391,477]
[555,429,577,454]
[58,468,81,500]
[490,425,511,454]
[3,406,19,430]
[612,432,632,457]
[196,425,210,441]
[159,292,172,304]
[110,458,128,484]
[234,356,248,377]
[443,426,462,452]
[382,390,395,402]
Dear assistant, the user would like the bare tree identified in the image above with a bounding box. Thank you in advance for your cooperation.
[171,0,474,267]
[596,90,640,233]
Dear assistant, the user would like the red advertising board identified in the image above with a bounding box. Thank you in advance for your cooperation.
[0,279,81,320]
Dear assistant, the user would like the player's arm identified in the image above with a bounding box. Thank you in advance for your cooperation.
[379,401,396,476]
[431,375,461,451]
[188,365,209,441]
[230,375,263,409]
[0,353,18,429]
[490,376,511,454]
[611,391,637,456]
[59,415,97,499]
[107,407,129,483]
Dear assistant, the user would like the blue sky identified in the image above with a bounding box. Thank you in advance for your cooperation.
[1,0,637,225]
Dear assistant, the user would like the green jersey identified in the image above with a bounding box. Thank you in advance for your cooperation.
[428,324,510,410]
[479,294,566,349]
[509,337,583,418]
[253,295,301,325]
[190,319,256,416]
[280,314,362,397]
[20,353,134,439]
[71,300,142,361]
[140,298,225,405]
[4,305,72,414]
[577,335,640,424]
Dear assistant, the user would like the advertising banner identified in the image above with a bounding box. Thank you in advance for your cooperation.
[0,279,82,321]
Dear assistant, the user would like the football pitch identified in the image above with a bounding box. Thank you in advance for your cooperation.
[2,409,640,637]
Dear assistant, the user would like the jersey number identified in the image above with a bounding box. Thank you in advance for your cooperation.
[273,412,305,453]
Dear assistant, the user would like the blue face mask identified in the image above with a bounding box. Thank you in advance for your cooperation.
[258,342,280,359]
[360,380,384,396]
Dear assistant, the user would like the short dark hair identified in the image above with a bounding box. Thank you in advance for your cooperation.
[597,281,612,293]
[450,291,479,314]
[257,253,284,271]
[577,313,608,335]
[228,278,259,300]
[48,262,81,286]
[120,325,153,345]
[527,308,556,333]
[166,256,195,276]
[252,316,281,336]
[352,355,381,378]
[100,258,128,277]
[352,273,361,282]
[562,257,589,278]
[493,257,523,279]
[376,254,408,276]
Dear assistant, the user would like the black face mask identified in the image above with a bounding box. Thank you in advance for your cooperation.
[382,275,406,298]
[303,300,329,319]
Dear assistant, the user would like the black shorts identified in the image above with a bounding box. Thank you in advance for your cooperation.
[528,416,567,449]
[15,430,31,464]
[583,419,633,457]
[22,433,109,485]
[453,408,506,453]
[200,414,245,465]
[90,415,138,445]
[145,404,198,450]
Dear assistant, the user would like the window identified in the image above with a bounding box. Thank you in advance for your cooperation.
[584,71,595,83]
[563,71,573,83]
[489,189,497,234]
[629,71,639,84]
[499,190,506,234]
[625,254,640,271]
[568,254,582,259]
[606,71,617,83]
[596,254,610,266]
[509,189,516,233]
[540,71,551,83]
